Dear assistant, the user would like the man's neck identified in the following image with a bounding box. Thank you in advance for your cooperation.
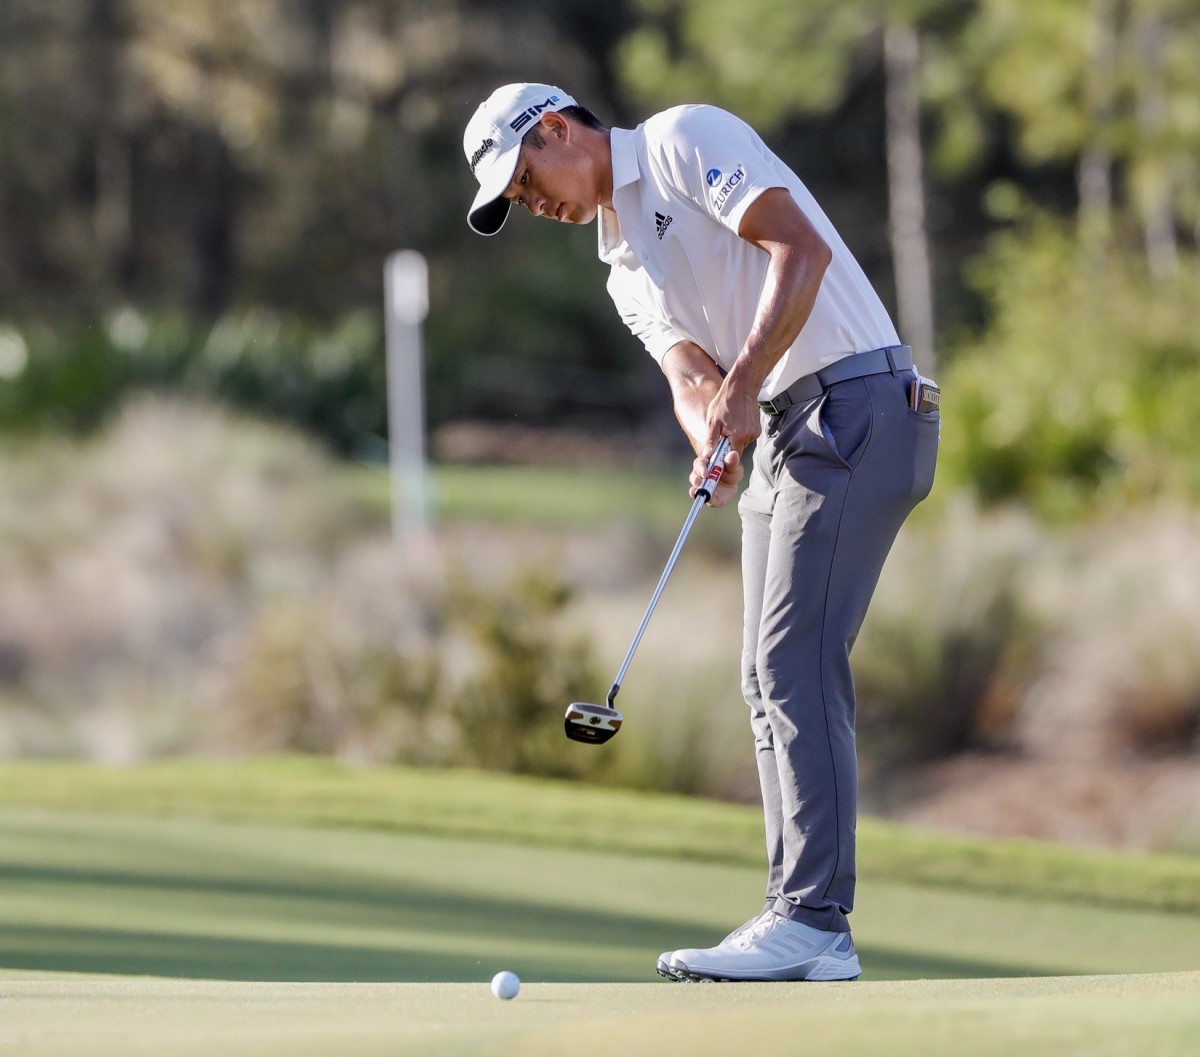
[595,128,614,210]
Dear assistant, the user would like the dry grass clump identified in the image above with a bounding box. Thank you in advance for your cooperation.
[0,400,436,763]
[857,502,1200,850]
[213,537,452,766]
[856,500,1200,769]
[0,397,419,761]
[0,397,605,771]
[442,566,602,778]
[566,553,756,801]
[852,499,1045,764]
[2,396,1197,847]
[1017,510,1200,761]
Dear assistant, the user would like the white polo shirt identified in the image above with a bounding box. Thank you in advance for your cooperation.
[599,105,899,401]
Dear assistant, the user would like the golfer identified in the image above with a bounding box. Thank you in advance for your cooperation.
[463,83,939,981]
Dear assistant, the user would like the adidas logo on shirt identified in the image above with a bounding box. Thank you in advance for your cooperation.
[654,212,674,239]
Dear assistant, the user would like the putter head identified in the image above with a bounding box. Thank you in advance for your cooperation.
[564,701,623,744]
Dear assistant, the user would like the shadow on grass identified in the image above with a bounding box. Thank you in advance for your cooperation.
[0,925,1058,983]
[0,924,638,982]
[0,861,1062,982]
[856,944,1069,981]
[0,819,1073,983]
[0,862,692,981]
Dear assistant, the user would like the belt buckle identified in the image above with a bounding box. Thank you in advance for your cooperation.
[760,393,790,416]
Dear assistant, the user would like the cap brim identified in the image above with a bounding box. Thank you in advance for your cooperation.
[467,142,521,236]
[468,195,510,237]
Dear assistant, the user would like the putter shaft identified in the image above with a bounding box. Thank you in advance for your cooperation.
[607,437,732,706]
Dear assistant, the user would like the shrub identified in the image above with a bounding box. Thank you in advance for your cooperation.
[938,219,1200,517]
[0,396,392,760]
[853,500,1045,764]
[445,567,603,779]
[0,308,387,454]
[218,593,448,766]
[1017,510,1200,761]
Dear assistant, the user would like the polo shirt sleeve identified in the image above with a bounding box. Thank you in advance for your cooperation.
[653,106,782,235]
[605,261,686,366]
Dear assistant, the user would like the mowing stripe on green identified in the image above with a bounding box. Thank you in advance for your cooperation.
[0,759,1196,915]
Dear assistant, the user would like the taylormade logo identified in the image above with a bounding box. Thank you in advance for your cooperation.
[654,212,674,239]
[469,137,495,175]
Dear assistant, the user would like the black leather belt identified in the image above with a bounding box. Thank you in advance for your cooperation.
[758,345,914,415]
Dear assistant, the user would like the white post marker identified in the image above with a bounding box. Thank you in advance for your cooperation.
[384,250,431,543]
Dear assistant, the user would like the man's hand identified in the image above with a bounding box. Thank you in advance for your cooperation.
[661,340,757,508]
[690,375,759,507]
[703,378,761,462]
[690,445,743,508]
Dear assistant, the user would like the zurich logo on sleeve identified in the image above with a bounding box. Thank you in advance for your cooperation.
[705,168,723,187]
[711,164,746,212]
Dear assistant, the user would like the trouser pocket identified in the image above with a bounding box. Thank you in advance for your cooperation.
[811,379,874,471]
[910,408,940,501]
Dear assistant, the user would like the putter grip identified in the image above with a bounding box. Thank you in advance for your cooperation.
[695,437,733,502]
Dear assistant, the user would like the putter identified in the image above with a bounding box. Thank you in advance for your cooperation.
[564,436,733,744]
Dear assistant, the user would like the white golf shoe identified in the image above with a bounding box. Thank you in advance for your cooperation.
[667,912,861,982]
[655,906,774,981]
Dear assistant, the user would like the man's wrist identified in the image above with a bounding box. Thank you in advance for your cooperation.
[724,350,770,397]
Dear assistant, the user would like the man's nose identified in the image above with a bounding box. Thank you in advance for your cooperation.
[526,194,546,217]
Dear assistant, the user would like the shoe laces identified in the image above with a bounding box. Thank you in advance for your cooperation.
[733,912,780,950]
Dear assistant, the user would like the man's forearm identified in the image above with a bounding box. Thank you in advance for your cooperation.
[724,195,832,400]
[725,239,830,397]
[661,340,725,456]
[661,339,746,508]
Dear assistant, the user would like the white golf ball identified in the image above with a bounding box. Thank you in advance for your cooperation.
[490,970,521,1000]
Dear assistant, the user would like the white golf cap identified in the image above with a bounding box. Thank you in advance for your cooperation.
[463,83,577,236]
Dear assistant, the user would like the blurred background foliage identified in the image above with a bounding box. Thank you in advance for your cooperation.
[2,0,1200,841]
[0,0,1197,508]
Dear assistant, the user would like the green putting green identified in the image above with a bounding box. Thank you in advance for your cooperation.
[2,974,1197,1057]
[0,761,1198,1055]
[2,806,1200,982]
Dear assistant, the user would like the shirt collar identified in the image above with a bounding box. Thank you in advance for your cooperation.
[597,126,641,262]
[609,126,640,194]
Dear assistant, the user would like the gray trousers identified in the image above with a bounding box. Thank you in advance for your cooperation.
[738,368,939,933]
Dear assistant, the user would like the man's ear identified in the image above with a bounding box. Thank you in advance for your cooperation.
[541,111,569,142]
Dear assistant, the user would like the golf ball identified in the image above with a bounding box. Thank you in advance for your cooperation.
[490,970,521,1000]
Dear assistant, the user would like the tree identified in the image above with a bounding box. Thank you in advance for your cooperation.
[0,0,658,441]
[0,0,631,318]
[1079,0,1119,260]
[619,0,957,370]
[884,18,936,365]
[974,0,1200,277]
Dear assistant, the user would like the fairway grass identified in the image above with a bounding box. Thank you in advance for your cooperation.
[3,973,1198,1057]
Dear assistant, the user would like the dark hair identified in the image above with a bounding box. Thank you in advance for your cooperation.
[522,105,607,149]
